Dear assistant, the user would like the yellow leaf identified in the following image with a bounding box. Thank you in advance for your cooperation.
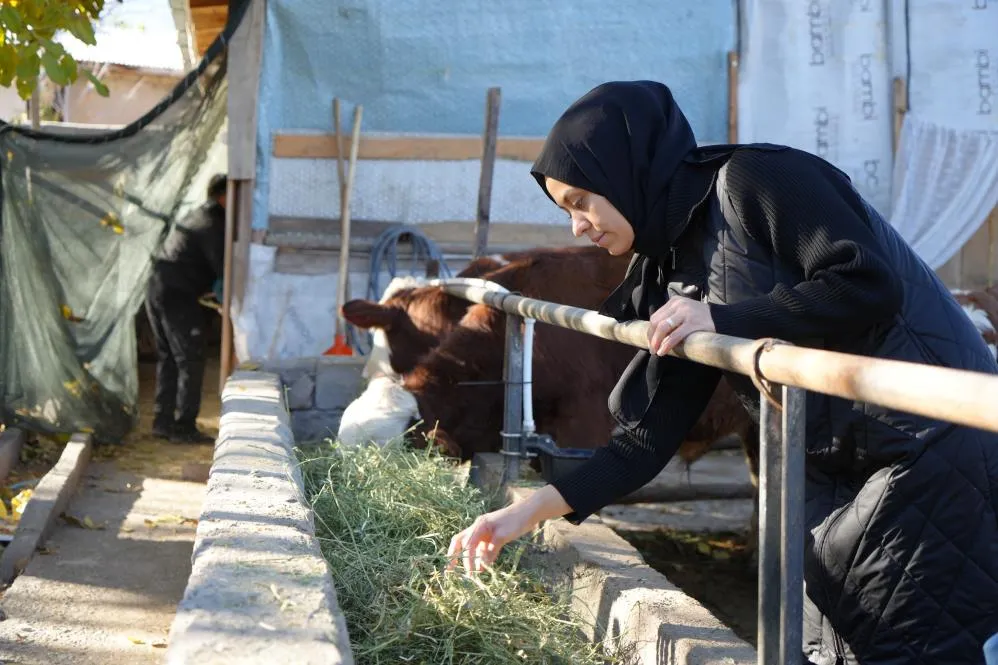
[127,636,145,645]
[11,488,31,520]
[83,516,96,529]
[0,500,9,521]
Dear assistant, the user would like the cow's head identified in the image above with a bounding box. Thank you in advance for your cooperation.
[342,280,473,380]
[337,275,511,449]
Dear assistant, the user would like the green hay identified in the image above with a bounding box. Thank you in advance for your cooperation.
[298,440,615,665]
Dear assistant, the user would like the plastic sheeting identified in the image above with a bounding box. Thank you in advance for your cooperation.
[232,244,470,361]
[269,150,563,225]
[738,0,894,215]
[0,9,240,441]
[740,0,998,271]
[253,0,737,230]
[886,1,998,269]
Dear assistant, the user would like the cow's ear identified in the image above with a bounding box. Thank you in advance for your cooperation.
[341,300,398,329]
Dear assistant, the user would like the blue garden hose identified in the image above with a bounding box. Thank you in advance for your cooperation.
[345,225,452,355]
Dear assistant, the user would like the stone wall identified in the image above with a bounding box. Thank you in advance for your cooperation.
[259,356,366,443]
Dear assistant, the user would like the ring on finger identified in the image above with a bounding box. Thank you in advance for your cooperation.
[665,316,676,330]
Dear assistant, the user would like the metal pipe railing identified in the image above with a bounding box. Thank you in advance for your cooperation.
[440,283,998,435]
[441,281,998,665]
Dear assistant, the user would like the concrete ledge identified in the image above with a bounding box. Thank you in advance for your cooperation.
[249,356,366,442]
[166,371,354,665]
[0,427,26,480]
[510,486,757,665]
[0,432,92,585]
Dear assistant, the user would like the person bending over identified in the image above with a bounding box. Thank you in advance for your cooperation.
[447,81,998,665]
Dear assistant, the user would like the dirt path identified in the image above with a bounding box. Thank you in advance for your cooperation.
[0,359,220,664]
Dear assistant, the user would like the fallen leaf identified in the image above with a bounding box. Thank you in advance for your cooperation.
[121,526,134,533]
[61,514,84,528]
[62,513,105,530]
[143,519,157,528]
[127,636,146,645]
[151,640,168,648]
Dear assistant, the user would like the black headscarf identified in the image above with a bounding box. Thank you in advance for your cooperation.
[530,81,727,433]
[530,81,698,259]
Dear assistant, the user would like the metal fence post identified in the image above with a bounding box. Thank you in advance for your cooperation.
[501,312,524,482]
[757,385,807,665]
[780,386,806,663]
[757,393,783,664]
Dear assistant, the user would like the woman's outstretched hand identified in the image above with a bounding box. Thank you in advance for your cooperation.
[446,485,573,575]
[446,504,531,574]
[648,296,716,357]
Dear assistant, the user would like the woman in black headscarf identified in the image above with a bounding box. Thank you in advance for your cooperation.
[446,81,998,664]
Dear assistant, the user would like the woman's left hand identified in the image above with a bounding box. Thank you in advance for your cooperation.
[647,297,716,357]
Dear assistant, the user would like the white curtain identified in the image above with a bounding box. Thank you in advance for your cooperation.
[888,114,998,270]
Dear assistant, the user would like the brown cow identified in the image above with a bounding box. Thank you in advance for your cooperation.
[338,246,759,481]
[951,288,998,359]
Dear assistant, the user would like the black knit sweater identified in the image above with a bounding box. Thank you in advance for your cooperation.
[551,149,904,523]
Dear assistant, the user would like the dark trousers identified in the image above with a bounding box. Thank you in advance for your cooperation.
[145,278,207,431]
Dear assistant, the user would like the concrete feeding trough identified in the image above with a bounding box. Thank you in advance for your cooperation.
[166,367,757,665]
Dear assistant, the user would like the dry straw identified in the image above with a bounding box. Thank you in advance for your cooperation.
[299,440,616,665]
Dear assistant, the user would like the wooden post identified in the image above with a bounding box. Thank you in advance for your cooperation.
[892,76,908,156]
[988,206,997,288]
[473,87,501,259]
[727,51,739,144]
[332,106,363,348]
[222,0,266,390]
[220,179,237,385]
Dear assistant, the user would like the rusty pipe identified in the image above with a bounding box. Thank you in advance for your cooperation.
[440,283,998,435]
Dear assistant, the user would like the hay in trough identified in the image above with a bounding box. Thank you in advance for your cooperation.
[299,440,614,665]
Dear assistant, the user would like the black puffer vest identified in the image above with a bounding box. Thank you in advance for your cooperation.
[606,145,998,664]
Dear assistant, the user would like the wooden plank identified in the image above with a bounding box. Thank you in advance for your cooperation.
[227,0,266,179]
[473,87,501,258]
[265,216,588,251]
[989,206,997,288]
[220,178,237,392]
[272,133,546,162]
[0,434,92,584]
[0,427,25,481]
[727,51,739,143]
[191,5,228,21]
[189,0,227,8]
[892,76,908,155]
[231,180,254,356]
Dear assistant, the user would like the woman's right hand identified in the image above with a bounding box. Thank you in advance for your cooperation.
[446,484,573,574]
[446,502,533,574]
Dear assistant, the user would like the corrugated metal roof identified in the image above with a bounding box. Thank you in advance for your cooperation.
[58,0,188,73]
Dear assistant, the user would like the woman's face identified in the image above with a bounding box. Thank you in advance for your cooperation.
[544,177,635,256]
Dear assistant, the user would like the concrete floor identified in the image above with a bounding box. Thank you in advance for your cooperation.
[0,359,219,664]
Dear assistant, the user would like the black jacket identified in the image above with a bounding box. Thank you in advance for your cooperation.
[151,201,225,296]
[555,145,998,664]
